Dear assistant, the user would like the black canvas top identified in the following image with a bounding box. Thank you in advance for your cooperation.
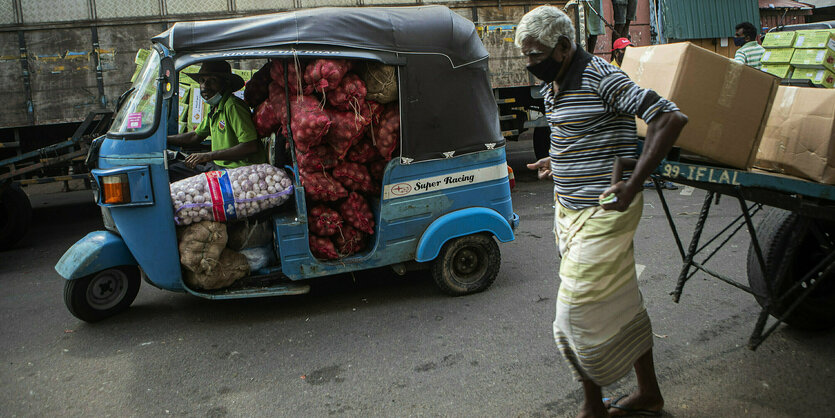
[153,6,503,162]
[153,6,486,68]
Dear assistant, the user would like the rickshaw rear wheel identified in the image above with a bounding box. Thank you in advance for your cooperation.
[64,266,141,323]
[431,233,500,296]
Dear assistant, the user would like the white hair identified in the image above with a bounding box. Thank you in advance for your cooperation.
[514,5,575,49]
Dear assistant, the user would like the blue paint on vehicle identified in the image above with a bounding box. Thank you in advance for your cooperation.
[55,231,136,280]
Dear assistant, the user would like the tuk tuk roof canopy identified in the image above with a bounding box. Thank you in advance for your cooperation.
[154,6,503,163]
[152,6,487,68]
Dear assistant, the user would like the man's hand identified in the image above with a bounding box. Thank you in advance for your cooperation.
[526,157,552,180]
[184,152,214,169]
[599,180,640,212]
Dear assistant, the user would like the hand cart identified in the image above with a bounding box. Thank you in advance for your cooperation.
[642,157,835,350]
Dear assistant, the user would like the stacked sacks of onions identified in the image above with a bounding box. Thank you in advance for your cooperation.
[243,58,400,261]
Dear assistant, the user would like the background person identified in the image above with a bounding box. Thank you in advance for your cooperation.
[516,5,688,417]
[612,0,637,50]
[733,22,765,70]
[610,36,632,67]
[167,61,267,182]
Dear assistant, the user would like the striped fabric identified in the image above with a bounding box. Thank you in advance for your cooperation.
[553,192,651,386]
[541,47,678,210]
[734,41,765,70]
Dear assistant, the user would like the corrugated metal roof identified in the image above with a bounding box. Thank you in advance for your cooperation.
[661,0,761,40]
[759,0,813,8]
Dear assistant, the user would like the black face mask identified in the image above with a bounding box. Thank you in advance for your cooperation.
[527,47,563,83]
[733,36,747,47]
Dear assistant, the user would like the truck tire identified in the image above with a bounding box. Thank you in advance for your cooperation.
[0,184,32,251]
[746,208,835,331]
[64,266,141,322]
[431,233,501,296]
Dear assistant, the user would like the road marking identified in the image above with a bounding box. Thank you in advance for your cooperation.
[636,264,645,279]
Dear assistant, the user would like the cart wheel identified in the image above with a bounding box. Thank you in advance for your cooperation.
[0,184,32,251]
[64,266,141,323]
[746,209,835,331]
[431,233,501,296]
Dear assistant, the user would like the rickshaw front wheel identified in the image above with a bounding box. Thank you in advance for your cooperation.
[431,233,501,296]
[64,266,141,322]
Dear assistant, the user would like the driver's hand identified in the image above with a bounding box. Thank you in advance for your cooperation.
[526,157,552,180]
[184,152,213,169]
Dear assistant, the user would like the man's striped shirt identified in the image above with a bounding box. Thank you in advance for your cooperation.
[734,41,765,70]
[542,47,679,210]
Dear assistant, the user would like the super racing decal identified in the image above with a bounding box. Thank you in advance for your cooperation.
[383,163,508,200]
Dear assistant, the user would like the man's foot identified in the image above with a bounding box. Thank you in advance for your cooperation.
[607,393,664,416]
[576,405,610,418]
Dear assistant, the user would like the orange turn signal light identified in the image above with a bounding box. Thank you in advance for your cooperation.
[102,174,131,204]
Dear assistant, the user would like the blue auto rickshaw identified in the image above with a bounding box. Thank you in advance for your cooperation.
[55,6,519,322]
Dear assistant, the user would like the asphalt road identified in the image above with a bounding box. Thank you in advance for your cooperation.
[2,140,833,417]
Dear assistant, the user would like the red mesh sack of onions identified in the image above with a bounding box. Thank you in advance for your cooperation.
[244,64,271,109]
[303,59,351,94]
[324,108,367,158]
[339,192,375,234]
[326,74,367,111]
[346,138,380,164]
[287,95,331,152]
[368,160,387,182]
[333,161,376,194]
[297,145,339,172]
[308,205,343,237]
[309,235,339,260]
[362,100,384,127]
[300,171,348,202]
[334,225,367,256]
[270,59,305,95]
[171,164,294,226]
[253,100,282,138]
[373,105,400,161]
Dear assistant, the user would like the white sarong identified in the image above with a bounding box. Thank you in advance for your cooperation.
[553,193,652,386]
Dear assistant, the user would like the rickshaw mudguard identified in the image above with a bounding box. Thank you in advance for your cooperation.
[415,207,514,263]
[55,231,137,280]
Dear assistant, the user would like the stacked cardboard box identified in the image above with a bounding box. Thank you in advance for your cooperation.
[622,42,779,169]
[761,29,835,88]
[755,86,835,184]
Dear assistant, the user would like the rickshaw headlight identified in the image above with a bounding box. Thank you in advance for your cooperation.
[102,174,131,204]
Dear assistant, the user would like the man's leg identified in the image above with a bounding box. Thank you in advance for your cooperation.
[578,380,610,418]
[607,349,664,416]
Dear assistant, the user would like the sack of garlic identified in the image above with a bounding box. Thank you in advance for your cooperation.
[170,164,294,226]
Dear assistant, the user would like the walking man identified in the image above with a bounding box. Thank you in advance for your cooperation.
[516,6,688,417]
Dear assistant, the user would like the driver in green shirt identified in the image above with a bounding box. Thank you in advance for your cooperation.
[167,60,267,182]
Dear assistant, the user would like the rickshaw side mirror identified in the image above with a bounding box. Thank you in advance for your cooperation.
[160,57,177,100]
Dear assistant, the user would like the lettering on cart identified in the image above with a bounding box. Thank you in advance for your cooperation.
[662,164,740,185]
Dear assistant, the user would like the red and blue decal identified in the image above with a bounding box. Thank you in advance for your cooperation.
[205,170,237,222]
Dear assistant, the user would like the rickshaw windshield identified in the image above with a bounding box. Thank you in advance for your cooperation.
[108,51,161,137]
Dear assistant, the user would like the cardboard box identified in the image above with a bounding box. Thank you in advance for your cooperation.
[790,47,835,72]
[622,42,780,169]
[188,87,208,132]
[763,31,797,48]
[755,86,835,184]
[762,64,793,78]
[762,48,795,64]
[793,30,835,49]
[791,68,835,88]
